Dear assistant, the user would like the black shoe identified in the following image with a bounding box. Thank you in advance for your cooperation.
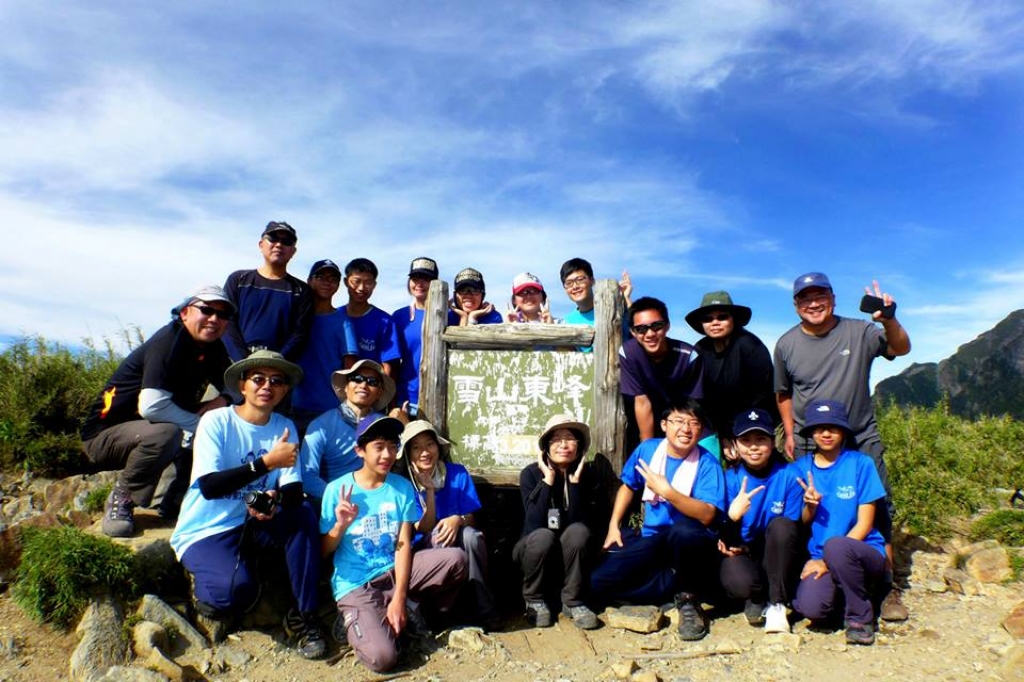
[845,620,875,645]
[283,609,327,660]
[525,600,552,628]
[674,593,709,641]
[744,599,766,626]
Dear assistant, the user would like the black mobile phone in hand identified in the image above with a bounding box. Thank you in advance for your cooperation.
[859,295,896,320]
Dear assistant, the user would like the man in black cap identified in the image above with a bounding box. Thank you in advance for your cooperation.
[81,285,235,537]
[222,221,314,362]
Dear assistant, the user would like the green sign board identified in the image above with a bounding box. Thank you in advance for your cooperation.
[446,349,596,472]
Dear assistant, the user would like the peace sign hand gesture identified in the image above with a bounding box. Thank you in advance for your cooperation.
[333,484,359,533]
[796,471,822,508]
[727,475,766,522]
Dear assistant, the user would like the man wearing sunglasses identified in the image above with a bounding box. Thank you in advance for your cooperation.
[619,297,704,455]
[299,359,398,510]
[81,285,235,537]
[222,221,314,363]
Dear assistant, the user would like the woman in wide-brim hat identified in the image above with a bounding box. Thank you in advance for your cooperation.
[685,291,777,461]
[512,414,611,631]
[396,420,499,629]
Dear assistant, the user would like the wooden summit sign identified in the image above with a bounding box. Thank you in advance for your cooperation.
[419,279,626,485]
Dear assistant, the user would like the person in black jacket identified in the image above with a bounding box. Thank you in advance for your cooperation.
[684,291,778,461]
[512,414,612,630]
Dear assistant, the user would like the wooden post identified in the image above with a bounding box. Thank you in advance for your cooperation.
[591,279,626,472]
[419,279,449,434]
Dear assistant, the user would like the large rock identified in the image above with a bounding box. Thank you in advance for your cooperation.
[966,546,1013,583]
[945,568,982,596]
[1005,603,1024,640]
[0,512,62,583]
[137,595,208,653]
[99,667,169,682]
[70,595,128,682]
[604,605,663,633]
[447,627,489,652]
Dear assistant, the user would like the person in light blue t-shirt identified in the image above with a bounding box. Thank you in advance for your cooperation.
[169,351,324,659]
[321,415,467,673]
[590,398,724,642]
[790,399,889,647]
[559,257,633,352]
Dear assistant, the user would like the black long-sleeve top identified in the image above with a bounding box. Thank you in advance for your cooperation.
[518,456,614,538]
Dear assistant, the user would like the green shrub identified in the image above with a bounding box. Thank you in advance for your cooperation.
[970,510,1024,546]
[12,526,137,629]
[0,335,126,476]
[880,401,1024,539]
[84,484,113,513]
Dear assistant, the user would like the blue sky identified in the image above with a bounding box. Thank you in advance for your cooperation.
[2,1,1022,386]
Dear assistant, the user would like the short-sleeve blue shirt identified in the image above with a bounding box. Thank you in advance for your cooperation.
[724,460,803,544]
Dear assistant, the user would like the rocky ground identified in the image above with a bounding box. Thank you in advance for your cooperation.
[2,472,1024,682]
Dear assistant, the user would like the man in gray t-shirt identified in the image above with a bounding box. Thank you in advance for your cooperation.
[774,271,911,618]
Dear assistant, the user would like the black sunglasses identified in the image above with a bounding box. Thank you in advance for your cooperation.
[247,374,289,387]
[349,374,383,388]
[264,232,297,247]
[632,320,667,335]
[190,304,234,321]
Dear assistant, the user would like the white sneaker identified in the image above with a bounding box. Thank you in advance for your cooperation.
[764,603,790,633]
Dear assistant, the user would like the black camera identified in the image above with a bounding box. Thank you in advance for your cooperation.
[547,508,562,531]
[244,490,276,515]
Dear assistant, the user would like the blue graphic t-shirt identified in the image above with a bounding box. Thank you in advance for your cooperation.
[724,460,803,544]
[620,439,726,537]
[792,449,887,559]
[321,472,418,600]
[342,305,401,365]
[170,407,301,559]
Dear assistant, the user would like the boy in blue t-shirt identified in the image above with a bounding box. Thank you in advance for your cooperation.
[321,415,467,673]
[340,258,401,380]
[590,398,725,641]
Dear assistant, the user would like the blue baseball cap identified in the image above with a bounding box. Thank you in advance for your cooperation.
[733,408,775,437]
[308,259,341,279]
[800,399,851,436]
[793,272,832,297]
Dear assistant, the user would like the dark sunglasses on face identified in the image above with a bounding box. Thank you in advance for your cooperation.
[702,313,731,323]
[264,232,297,247]
[632,320,668,335]
[349,374,383,388]
[247,374,289,387]
[190,304,234,321]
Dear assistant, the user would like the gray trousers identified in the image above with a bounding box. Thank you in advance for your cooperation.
[417,526,497,618]
[82,420,182,507]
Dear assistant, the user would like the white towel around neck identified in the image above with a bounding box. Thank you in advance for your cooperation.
[640,440,701,504]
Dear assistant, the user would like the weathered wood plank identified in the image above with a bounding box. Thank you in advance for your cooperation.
[419,279,450,432]
[591,279,626,473]
[442,324,594,349]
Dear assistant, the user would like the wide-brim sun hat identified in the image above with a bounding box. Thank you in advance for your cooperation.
[224,349,304,388]
[401,420,451,458]
[684,291,752,334]
[799,399,852,437]
[538,414,591,456]
[331,359,396,411]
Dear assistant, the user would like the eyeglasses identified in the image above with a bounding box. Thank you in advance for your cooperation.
[247,374,289,387]
[190,304,234,321]
[349,374,383,388]
[550,437,578,445]
[631,320,667,335]
[562,276,590,289]
[664,417,702,429]
[456,287,482,296]
[701,313,731,323]
[796,293,832,308]
[264,232,297,247]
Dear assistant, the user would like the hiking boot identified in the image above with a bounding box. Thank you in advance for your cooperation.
[845,620,875,645]
[193,600,231,644]
[764,603,790,633]
[674,593,708,641]
[880,588,909,622]
[561,604,599,630]
[101,485,136,538]
[283,608,327,660]
[744,599,766,626]
[525,599,552,628]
